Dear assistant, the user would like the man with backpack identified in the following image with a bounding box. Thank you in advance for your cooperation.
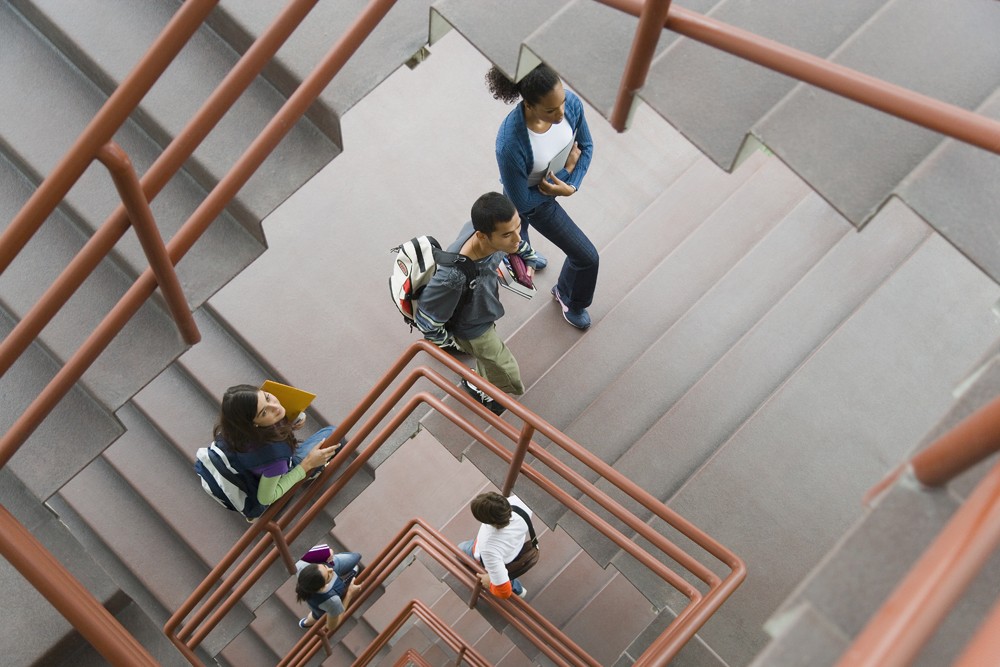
[415,192,539,415]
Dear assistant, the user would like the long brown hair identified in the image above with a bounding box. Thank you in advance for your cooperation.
[213,383,295,453]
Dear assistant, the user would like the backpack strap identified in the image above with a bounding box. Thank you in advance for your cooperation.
[510,505,538,549]
[433,247,478,316]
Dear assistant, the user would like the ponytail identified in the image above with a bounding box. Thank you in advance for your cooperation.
[486,64,561,106]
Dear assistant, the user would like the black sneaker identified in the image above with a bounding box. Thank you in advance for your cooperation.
[460,378,506,416]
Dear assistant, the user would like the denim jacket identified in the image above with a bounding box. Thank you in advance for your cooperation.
[495,89,594,215]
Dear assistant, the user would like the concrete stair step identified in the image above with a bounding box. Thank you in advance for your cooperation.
[173,305,357,456]
[128,360,375,611]
[0,306,123,502]
[210,0,430,120]
[0,141,185,416]
[748,602,849,667]
[432,481,655,665]
[440,153,811,505]
[523,0,657,119]
[215,627,280,667]
[374,623,434,665]
[53,599,192,667]
[104,403,250,568]
[756,0,1000,225]
[613,215,1000,666]
[207,30,700,449]
[616,617,726,667]
[429,0,572,79]
[560,198,931,570]
[338,616,381,665]
[569,198,931,571]
[641,0,885,171]
[497,646,538,667]
[0,2,265,310]
[54,455,256,656]
[14,0,341,229]
[0,469,130,667]
[897,87,1000,286]
[539,189,848,530]
[421,149,773,462]
[757,355,1000,665]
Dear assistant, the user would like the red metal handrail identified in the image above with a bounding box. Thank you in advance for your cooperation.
[845,394,1000,666]
[599,0,1000,155]
[0,504,158,666]
[94,142,199,345]
[166,341,745,666]
[282,519,597,667]
[0,0,325,381]
[0,0,378,466]
[0,0,393,663]
[395,649,434,667]
[837,456,1000,667]
[13,0,995,662]
[953,593,1000,667]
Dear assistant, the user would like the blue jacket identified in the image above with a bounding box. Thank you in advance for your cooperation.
[495,89,594,215]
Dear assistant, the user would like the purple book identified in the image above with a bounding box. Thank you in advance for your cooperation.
[302,544,332,564]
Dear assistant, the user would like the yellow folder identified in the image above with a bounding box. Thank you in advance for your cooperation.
[260,380,316,422]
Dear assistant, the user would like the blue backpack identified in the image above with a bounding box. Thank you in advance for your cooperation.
[194,440,290,519]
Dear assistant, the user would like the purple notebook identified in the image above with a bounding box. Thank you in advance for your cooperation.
[302,544,332,564]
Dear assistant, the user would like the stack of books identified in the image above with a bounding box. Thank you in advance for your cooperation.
[497,255,536,299]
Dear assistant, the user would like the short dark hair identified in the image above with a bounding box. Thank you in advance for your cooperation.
[470,192,516,236]
[470,492,511,527]
[295,564,326,602]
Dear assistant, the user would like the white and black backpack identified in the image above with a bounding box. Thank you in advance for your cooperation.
[194,441,287,519]
[389,236,477,331]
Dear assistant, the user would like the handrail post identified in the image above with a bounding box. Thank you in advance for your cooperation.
[95,142,200,345]
[501,423,535,495]
[0,0,219,273]
[911,394,1000,487]
[262,521,296,573]
[0,504,159,666]
[318,632,333,657]
[609,0,673,131]
[468,579,484,609]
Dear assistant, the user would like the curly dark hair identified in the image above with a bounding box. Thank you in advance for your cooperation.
[213,383,296,453]
[486,64,561,106]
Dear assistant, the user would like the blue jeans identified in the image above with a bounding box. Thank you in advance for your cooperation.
[458,539,523,596]
[520,198,599,310]
[332,551,362,577]
[291,426,335,467]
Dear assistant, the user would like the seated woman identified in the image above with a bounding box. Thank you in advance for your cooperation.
[295,545,363,632]
[214,384,337,509]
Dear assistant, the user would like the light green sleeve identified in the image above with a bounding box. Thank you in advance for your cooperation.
[256,466,307,505]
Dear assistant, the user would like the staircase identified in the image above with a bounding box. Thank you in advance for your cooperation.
[2,0,1000,665]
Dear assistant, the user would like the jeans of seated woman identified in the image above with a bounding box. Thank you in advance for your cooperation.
[458,539,523,596]
[332,551,362,577]
[291,426,335,467]
[520,198,599,311]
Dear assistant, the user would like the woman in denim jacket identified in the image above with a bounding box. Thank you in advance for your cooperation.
[488,63,598,330]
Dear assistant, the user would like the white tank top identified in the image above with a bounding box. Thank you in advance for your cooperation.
[527,120,573,187]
